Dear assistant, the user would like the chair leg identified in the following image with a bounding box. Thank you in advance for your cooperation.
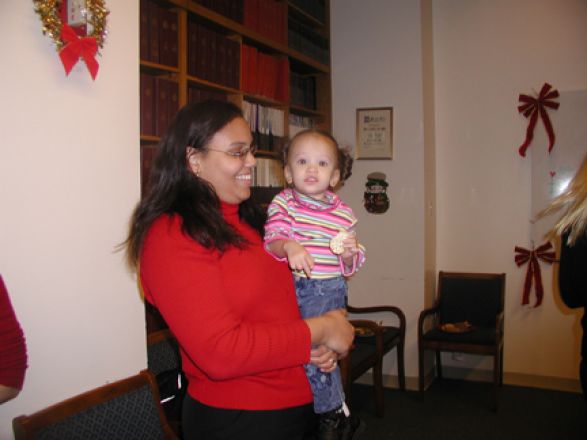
[492,351,500,412]
[418,345,425,395]
[499,345,504,386]
[374,358,384,417]
[436,350,443,379]
[397,343,406,391]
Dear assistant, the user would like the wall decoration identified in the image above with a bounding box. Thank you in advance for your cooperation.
[363,172,389,214]
[514,242,556,307]
[517,83,560,157]
[34,0,109,80]
[356,107,393,160]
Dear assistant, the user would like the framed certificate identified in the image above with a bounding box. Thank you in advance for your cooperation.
[356,107,394,160]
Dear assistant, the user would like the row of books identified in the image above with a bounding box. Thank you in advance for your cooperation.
[290,0,327,24]
[253,158,285,188]
[243,101,286,153]
[140,75,179,137]
[191,0,243,23]
[288,18,330,65]
[241,44,289,102]
[289,114,316,138]
[188,21,240,90]
[243,0,288,45]
[188,86,229,104]
[140,0,178,67]
[290,72,316,109]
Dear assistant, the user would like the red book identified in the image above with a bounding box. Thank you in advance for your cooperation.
[148,1,160,64]
[140,144,157,196]
[208,28,217,83]
[155,78,170,137]
[140,73,155,136]
[168,81,179,124]
[187,21,198,76]
[240,44,248,92]
[243,0,259,33]
[196,25,209,80]
[140,0,150,61]
[216,33,227,86]
[248,45,259,95]
[226,38,240,90]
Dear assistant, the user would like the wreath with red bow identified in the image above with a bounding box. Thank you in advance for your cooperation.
[34,1,109,80]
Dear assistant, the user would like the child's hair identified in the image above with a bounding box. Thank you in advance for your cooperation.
[536,153,587,245]
[283,128,354,183]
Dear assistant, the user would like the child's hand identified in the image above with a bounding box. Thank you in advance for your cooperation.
[283,240,314,277]
[340,232,360,267]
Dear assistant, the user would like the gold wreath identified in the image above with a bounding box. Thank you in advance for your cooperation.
[33,0,109,52]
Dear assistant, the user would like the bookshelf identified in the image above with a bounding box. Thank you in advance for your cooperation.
[139,0,331,198]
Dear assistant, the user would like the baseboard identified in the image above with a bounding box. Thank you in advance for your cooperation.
[355,369,581,394]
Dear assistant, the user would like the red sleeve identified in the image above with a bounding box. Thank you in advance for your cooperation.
[140,217,311,381]
[0,276,28,389]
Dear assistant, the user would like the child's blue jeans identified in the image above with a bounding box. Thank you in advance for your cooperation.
[294,276,347,414]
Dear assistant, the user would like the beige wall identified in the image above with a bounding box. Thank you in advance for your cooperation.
[434,0,587,382]
[331,0,428,381]
[0,1,144,437]
[332,0,587,388]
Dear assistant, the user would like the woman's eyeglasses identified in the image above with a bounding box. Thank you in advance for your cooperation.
[205,145,257,160]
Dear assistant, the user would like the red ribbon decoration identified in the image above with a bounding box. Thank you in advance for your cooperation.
[517,83,559,157]
[514,242,556,307]
[58,24,99,80]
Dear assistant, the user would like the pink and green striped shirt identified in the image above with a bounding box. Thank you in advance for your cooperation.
[264,189,366,279]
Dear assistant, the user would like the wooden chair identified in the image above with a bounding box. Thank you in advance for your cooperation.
[418,271,506,411]
[13,370,177,440]
[340,304,406,417]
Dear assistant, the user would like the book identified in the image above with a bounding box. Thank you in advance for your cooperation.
[140,73,156,136]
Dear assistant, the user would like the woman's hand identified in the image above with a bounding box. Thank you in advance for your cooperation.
[310,345,339,373]
[305,309,354,358]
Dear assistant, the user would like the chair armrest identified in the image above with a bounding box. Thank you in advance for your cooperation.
[347,304,406,336]
[418,304,440,338]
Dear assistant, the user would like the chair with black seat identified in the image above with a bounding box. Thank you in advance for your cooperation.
[13,369,177,439]
[340,304,406,417]
[418,271,506,410]
[147,329,185,438]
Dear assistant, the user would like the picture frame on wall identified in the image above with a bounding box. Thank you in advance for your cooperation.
[355,107,394,160]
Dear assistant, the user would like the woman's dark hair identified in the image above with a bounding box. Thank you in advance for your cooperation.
[283,128,353,183]
[125,99,265,269]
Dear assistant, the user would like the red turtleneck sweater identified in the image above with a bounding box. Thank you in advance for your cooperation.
[140,203,313,410]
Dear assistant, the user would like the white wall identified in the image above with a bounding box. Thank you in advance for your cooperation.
[332,0,587,389]
[434,0,587,383]
[0,1,145,437]
[331,0,427,381]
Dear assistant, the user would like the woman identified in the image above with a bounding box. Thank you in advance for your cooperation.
[125,100,354,439]
[538,153,587,400]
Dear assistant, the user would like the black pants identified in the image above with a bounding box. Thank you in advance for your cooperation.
[182,394,318,440]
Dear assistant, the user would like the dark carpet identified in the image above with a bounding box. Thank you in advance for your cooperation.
[349,379,586,440]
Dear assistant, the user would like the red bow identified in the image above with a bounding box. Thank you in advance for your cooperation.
[58,24,99,80]
[514,242,556,307]
[517,83,559,157]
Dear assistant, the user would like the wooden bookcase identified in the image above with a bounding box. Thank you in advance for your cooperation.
[139,0,331,199]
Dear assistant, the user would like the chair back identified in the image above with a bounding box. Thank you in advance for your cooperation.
[147,329,181,376]
[13,370,175,440]
[437,272,505,327]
